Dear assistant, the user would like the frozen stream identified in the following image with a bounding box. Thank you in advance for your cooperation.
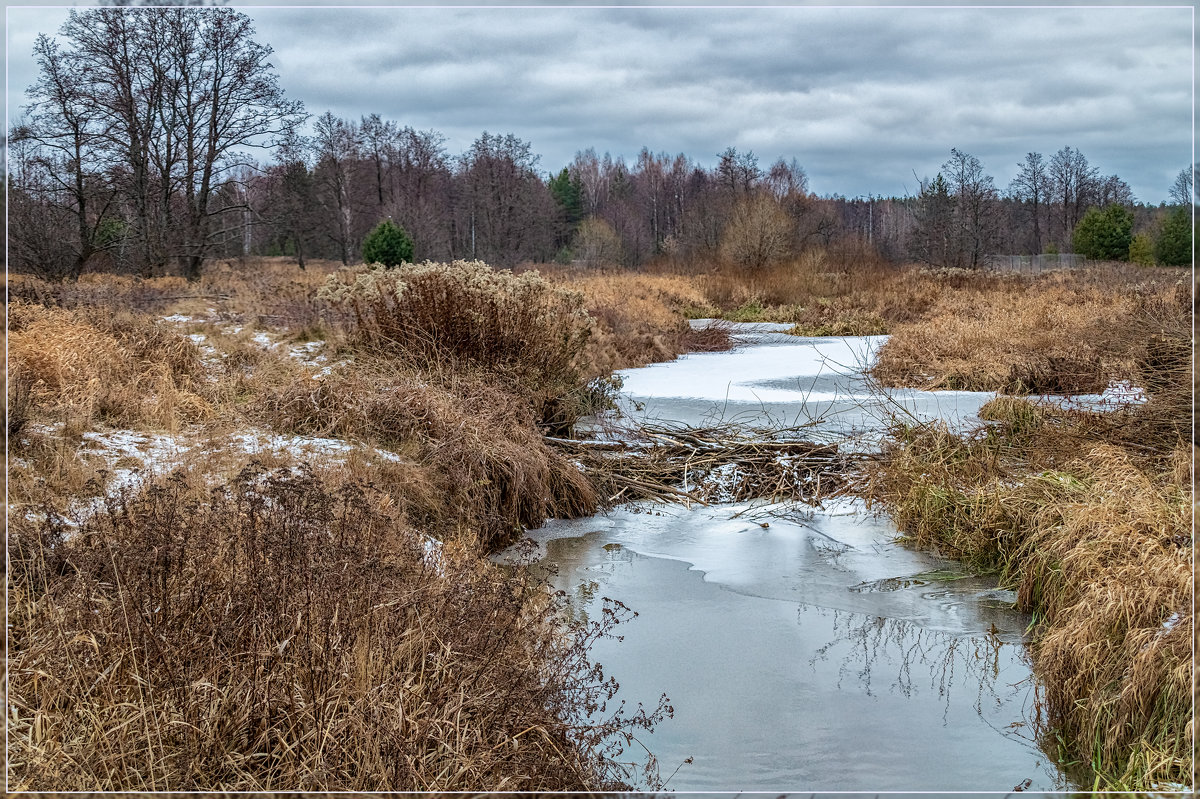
[501,322,1074,791]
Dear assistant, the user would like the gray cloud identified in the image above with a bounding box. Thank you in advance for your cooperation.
[6,4,1193,202]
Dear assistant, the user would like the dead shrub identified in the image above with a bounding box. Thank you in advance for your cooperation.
[320,261,591,404]
[9,466,666,790]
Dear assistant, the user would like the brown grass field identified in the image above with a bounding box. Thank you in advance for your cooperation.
[5,252,1193,790]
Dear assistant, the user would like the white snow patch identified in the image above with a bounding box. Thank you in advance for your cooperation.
[66,430,187,526]
[251,331,277,349]
[286,340,327,366]
[161,313,195,323]
[617,335,886,403]
[422,536,445,575]
[227,430,403,464]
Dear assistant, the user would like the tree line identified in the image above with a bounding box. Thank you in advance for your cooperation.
[8,7,1195,281]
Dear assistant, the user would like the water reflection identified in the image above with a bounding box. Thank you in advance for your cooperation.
[805,605,1037,745]
[529,535,1068,791]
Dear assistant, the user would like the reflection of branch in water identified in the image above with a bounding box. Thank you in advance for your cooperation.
[802,606,1032,725]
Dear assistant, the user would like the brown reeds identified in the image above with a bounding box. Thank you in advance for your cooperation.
[8,301,211,430]
[8,465,668,791]
[868,270,1193,789]
[257,360,597,551]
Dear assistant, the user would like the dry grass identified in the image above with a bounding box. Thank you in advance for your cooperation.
[552,269,712,376]
[9,465,666,791]
[258,359,597,550]
[872,269,1186,394]
[868,272,1193,789]
[8,301,212,431]
[6,260,678,791]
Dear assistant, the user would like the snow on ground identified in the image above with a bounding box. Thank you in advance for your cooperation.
[60,430,190,525]
[225,429,404,464]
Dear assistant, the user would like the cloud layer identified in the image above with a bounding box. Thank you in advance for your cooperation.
[7,4,1192,202]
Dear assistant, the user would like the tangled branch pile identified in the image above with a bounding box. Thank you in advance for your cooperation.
[548,422,854,507]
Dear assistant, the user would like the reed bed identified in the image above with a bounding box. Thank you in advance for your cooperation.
[869,274,1193,789]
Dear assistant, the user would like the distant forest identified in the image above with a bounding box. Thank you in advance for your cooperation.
[8,7,1195,281]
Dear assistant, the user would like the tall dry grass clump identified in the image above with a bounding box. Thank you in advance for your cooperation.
[258,362,597,550]
[871,270,1185,394]
[558,271,711,375]
[7,300,212,430]
[9,465,666,791]
[320,261,591,405]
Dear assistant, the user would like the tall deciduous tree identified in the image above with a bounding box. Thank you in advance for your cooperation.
[910,172,956,267]
[456,132,556,266]
[1168,166,1195,207]
[22,7,304,279]
[312,112,361,264]
[1048,146,1099,249]
[16,34,119,279]
[1009,151,1049,254]
[942,148,1000,268]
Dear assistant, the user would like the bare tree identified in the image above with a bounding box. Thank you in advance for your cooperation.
[391,127,453,260]
[16,34,120,279]
[1095,173,1135,208]
[1168,166,1195,206]
[716,146,761,197]
[22,7,304,279]
[942,148,1000,268]
[261,129,318,268]
[312,112,361,264]
[1008,151,1049,254]
[455,131,556,266]
[1048,146,1099,249]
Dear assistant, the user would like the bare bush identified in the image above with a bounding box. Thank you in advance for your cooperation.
[719,194,793,271]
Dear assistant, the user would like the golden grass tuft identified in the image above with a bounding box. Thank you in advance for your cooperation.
[871,270,1185,394]
[9,301,211,430]
[258,360,597,550]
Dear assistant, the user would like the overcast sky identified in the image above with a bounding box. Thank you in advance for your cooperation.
[5,3,1194,203]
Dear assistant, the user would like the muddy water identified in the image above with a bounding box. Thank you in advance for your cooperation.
[507,323,1074,791]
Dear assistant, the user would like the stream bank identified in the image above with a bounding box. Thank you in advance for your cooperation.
[501,321,1077,791]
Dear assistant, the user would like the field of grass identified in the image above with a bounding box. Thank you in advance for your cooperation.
[6,253,1193,790]
[7,258,690,791]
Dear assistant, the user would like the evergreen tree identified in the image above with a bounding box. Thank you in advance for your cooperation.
[548,167,584,252]
[1071,205,1132,260]
[1154,206,1193,266]
[361,219,414,266]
